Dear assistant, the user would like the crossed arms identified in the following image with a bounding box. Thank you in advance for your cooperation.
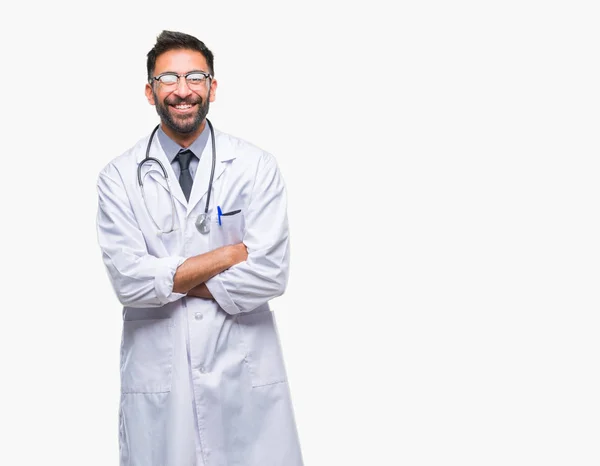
[173,243,248,299]
[96,152,289,315]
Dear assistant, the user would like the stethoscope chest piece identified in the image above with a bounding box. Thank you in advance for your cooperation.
[195,213,211,234]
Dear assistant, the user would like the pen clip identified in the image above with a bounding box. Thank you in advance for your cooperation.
[217,205,223,226]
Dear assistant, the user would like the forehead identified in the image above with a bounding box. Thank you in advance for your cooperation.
[154,49,209,74]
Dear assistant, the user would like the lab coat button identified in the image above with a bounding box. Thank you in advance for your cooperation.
[199,366,206,373]
[195,313,203,320]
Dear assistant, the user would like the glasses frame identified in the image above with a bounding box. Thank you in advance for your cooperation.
[151,70,213,87]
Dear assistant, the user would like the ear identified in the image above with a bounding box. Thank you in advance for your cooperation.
[209,78,218,103]
[145,83,155,105]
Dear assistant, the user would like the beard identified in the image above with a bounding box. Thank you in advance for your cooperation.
[153,90,210,134]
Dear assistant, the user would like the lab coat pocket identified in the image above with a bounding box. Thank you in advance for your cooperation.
[210,209,244,249]
[120,318,174,394]
[236,309,287,388]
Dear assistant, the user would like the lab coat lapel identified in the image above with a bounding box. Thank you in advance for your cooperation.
[187,132,234,216]
[140,131,188,209]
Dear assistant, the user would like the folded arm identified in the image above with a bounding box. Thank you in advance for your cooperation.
[205,153,290,315]
[173,245,246,294]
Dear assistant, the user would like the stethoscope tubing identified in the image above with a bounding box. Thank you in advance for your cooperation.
[137,118,217,234]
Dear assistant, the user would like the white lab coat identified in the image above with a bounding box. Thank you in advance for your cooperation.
[96,126,303,466]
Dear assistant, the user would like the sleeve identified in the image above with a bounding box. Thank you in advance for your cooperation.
[205,153,290,315]
[96,164,187,308]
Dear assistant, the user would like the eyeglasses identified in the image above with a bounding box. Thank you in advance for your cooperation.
[151,71,212,89]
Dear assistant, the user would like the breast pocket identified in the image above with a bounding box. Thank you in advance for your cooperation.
[210,208,244,249]
[120,318,174,394]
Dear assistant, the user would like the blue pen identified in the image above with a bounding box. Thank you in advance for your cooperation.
[217,205,223,226]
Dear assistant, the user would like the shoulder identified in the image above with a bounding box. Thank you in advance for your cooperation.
[97,134,149,183]
[214,127,277,167]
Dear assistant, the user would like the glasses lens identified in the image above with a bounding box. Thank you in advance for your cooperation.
[186,73,208,87]
[158,74,178,85]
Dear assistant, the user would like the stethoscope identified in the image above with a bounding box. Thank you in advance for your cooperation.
[137,118,216,235]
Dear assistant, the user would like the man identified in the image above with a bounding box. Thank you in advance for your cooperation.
[96,30,303,466]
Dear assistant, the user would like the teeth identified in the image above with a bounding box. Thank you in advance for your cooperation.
[175,104,192,109]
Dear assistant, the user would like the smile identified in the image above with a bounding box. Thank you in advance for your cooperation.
[171,103,196,113]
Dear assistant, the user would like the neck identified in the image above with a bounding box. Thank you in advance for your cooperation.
[161,120,207,148]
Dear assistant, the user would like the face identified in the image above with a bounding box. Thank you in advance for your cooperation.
[145,49,217,138]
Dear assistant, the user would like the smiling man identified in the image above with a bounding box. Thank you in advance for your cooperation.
[146,40,214,145]
[96,30,304,466]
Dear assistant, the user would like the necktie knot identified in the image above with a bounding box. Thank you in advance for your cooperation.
[177,149,194,171]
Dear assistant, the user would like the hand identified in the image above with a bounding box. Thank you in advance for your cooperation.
[187,283,213,299]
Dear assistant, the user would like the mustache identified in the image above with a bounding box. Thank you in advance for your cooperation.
[165,96,202,106]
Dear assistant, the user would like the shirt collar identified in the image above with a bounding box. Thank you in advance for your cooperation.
[157,122,210,164]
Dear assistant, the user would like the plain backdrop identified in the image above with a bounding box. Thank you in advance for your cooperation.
[1,1,600,465]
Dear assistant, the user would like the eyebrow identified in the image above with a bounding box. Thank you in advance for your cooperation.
[159,69,209,75]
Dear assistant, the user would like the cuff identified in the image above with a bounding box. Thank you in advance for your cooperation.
[205,274,240,315]
[154,256,187,304]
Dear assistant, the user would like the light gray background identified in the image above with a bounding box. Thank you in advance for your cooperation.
[1,1,599,465]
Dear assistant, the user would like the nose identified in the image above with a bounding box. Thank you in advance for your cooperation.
[173,77,192,98]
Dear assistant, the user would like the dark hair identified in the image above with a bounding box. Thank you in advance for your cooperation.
[146,30,215,82]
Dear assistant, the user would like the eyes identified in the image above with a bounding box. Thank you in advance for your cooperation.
[153,71,212,89]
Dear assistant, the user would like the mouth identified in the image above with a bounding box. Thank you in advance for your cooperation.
[170,103,197,114]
